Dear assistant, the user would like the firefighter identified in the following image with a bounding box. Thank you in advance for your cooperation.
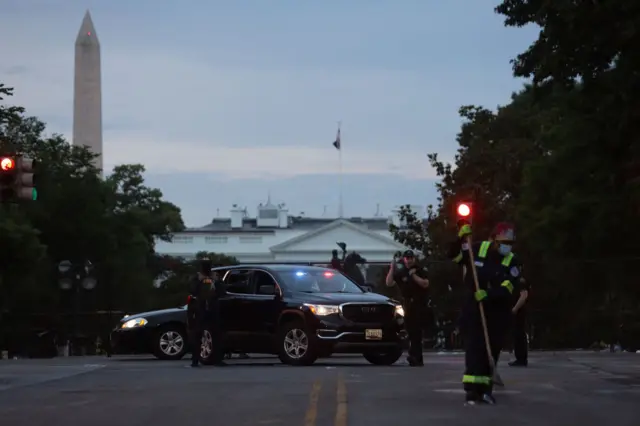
[450,222,521,405]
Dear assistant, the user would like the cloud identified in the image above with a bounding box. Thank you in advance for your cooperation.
[143,171,439,227]
[104,133,438,179]
[3,45,447,179]
[0,2,539,222]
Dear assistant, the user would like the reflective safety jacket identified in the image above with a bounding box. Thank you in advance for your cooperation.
[450,240,521,311]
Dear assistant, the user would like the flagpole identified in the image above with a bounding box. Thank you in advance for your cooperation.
[337,121,343,218]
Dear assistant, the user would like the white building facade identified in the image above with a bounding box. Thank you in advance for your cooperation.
[154,201,423,268]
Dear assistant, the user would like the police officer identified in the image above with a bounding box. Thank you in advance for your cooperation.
[385,250,430,366]
[205,268,227,366]
[449,222,521,404]
[188,260,224,367]
[509,274,530,367]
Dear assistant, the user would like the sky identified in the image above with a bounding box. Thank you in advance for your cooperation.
[0,0,537,227]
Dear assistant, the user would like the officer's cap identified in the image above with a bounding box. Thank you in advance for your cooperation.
[402,250,415,258]
[199,259,213,276]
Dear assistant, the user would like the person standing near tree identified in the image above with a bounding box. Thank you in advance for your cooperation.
[187,260,214,367]
[509,274,530,367]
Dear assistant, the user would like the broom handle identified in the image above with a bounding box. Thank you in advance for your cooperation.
[465,235,496,372]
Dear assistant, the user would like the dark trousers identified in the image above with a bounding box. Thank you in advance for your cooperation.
[461,310,508,395]
[189,324,204,365]
[206,317,224,364]
[404,301,427,362]
[513,309,528,362]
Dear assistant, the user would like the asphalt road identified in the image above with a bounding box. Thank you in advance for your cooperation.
[1,352,639,426]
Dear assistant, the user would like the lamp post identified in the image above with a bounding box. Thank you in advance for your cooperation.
[58,259,97,355]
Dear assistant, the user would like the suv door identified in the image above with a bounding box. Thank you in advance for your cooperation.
[221,269,255,351]
[246,270,283,352]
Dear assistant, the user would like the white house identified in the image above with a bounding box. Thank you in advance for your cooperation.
[154,200,424,282]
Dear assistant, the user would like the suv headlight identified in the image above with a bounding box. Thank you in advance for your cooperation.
[304,303,340,316]
[122,318,148,329]
[395,305,405,317]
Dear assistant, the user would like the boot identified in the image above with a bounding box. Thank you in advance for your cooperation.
[464,391,481,405]
[508,360,527,367]
[480,393,496,404]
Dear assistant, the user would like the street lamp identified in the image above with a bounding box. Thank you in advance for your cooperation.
[58,259,97,355]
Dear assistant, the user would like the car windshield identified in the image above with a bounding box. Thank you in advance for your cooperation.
[279,269,363,294]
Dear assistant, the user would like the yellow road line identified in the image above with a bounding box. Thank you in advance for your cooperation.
[335,373,348,426]
[304,379,322,426]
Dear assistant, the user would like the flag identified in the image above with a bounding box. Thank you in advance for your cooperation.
[332,128,341,150]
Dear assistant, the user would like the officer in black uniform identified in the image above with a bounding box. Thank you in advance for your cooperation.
[188,260,224,367]
[449,222,521,404]
[385,250,430,366]
[205,268,227,366]
[509,274,530,367]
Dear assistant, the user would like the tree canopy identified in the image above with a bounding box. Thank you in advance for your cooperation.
[390,1,640,348]
[0,83,196,317]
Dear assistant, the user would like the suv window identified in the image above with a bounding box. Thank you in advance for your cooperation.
[279,269,363,294]
[224,270,253,294]
[253,270,277,295]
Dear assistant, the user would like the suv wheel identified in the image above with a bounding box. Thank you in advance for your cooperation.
[199,329,215,365]
[153,325,187,360]
[277,320,318,366]
[363,346,403,366]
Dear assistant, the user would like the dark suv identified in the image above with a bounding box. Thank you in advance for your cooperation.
[110,264,407,366]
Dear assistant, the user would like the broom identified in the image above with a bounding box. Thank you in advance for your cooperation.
[464,234,504,387]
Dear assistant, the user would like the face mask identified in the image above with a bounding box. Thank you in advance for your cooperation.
[498,244,512,256]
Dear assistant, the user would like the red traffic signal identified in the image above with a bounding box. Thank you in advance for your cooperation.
[457,202,471,217]
[1,157,15,171]
[456,201,473,225]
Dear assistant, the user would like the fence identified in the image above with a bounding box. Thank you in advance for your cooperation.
[0,310,124,358]
[2,257,639,357]
[361,257,640,352]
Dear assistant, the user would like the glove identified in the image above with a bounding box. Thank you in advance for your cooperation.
[474,289,487,302]
[458,224,472,238]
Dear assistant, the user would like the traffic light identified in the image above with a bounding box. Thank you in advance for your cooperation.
[456,201,473,224]
[0,154,37,202]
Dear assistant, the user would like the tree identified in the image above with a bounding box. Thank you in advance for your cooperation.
[0,83,186,316]
[388,1,640,347]
[149,252,238,308]
[492,0,640,347]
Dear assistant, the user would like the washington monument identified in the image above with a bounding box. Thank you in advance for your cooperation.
[73,10,103,173]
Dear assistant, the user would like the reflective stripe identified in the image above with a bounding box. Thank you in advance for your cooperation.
[501,253,514,266]
[478,241,491,258]
[501,280,514,293]
[462,375,491,384]
[453,253,463,263]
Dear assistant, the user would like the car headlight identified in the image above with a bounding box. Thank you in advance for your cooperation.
[304,303,340,316]
[121,318,148,329]
[395,305,405,317]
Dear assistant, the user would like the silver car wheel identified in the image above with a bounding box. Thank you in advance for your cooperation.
[159,330,184,356]
[283,328,308,359]
[200,330,213,359]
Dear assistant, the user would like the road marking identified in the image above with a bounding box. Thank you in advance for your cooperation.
[335,373,347,426]
[68,399,94,407]
[304,379,322,426]
[433,389,522,394]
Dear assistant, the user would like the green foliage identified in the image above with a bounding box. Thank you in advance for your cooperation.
[388,1,640,348]
[0,84,187,317]
[149,252,238,308]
